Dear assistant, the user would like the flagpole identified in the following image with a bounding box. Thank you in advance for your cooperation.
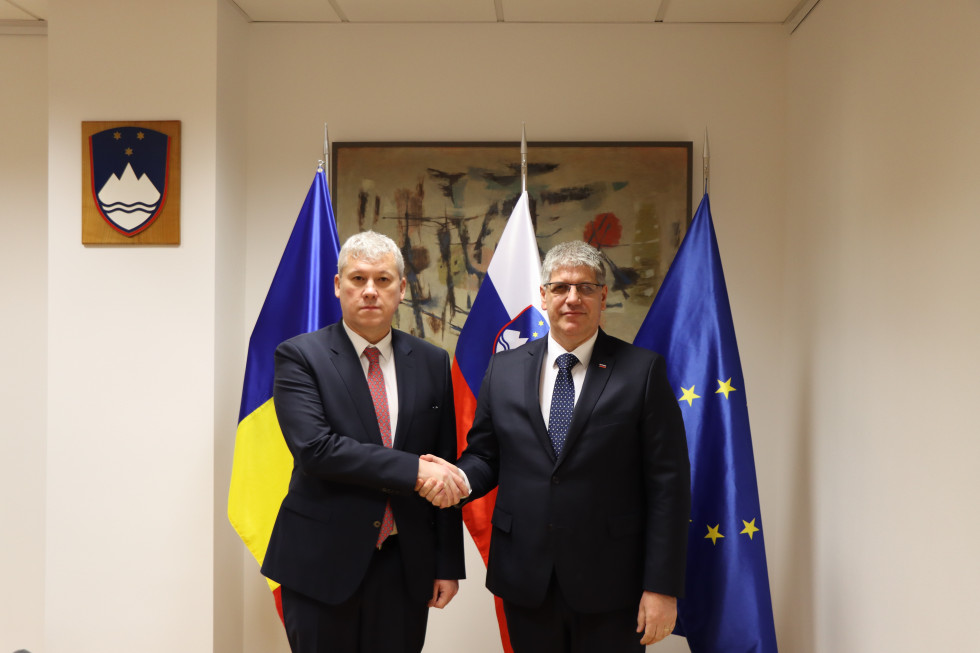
[321,123,330,186]
[703,127,710,195]
[520,122,527,193]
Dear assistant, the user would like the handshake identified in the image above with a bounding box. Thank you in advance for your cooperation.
[415,454,470,508]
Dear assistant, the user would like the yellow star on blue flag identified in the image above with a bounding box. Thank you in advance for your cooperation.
[680,385,701,406]
[716,378,736,399]
[741,519,760,540]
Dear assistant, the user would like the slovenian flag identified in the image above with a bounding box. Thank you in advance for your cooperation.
[228,167,342,620]
[452,190,548,653]
[633,194,779,653]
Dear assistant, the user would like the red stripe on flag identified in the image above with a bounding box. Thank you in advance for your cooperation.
[451,359,514,653]
[492,595,515,653]
[273,585,285,626]
[452,358,478,457]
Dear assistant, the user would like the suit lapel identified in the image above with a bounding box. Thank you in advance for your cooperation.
[326,323,384,445]
[523,338,555,462]
[555,330,614,467]
[391,331,416,450]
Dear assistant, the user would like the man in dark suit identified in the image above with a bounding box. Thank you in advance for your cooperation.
[425,240,690,651]
[262,230,467,653]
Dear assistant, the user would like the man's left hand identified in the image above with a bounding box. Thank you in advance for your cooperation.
[636,591,677,645]
[428,579,459,609]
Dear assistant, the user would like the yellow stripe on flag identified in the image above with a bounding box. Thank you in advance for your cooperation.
[228,398,292,590]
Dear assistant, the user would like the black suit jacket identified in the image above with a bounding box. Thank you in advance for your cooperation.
[457,329,690,613]
[261,322,465,605]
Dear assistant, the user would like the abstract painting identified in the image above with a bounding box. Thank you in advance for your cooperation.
[332,141,692,355]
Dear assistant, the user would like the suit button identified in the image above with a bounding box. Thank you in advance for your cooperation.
[552,475,560,485]
[373,521,381,528]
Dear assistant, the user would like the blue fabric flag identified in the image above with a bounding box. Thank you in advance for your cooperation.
[230,167,343,620]
[634,194,778,653]
[238,167,342,421]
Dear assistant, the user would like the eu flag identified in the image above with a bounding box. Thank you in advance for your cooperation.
[229,167,342,620]
[634,194,778,653]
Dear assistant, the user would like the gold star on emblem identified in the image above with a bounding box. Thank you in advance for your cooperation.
[740,519,760,540]
[705,524,724,545]
[532,332,539,338]
[716,378,737,399]
[113,131,121,140]
[137,131,145,140]
[125,147,133,156]
[679,385,701,407]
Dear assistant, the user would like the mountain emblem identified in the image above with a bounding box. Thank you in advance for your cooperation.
[89,127,171,236]
[494,305,549,353]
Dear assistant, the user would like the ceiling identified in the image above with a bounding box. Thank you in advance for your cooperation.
[1,0,820,33]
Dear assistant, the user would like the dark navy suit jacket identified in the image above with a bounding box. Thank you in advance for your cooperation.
[262,321,464,605]
[457,329,690,613]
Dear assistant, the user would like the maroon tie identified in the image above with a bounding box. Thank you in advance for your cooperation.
[364,346,395,547]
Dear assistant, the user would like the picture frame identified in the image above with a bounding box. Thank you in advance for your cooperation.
[82,120,181,245]
[332,141,692,354]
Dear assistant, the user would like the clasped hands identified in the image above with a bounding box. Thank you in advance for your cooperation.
[416,454,469,508]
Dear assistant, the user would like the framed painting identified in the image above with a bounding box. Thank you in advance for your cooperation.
[332,141,692,355]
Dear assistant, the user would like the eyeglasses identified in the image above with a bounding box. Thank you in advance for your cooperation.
[542,282,604,297]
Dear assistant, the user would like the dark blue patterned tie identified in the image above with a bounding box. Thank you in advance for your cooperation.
[548,353,579,456]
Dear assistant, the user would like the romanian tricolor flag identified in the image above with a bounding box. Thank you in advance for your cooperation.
[228,167,342,619]
[452,191,548,653]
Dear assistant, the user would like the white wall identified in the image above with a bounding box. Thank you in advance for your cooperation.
[786,0,980,651]
[243,21,789,653]
[44,0,226,651]
[214,1,249,651]
[0,32,48,653]
[9,2,978,652]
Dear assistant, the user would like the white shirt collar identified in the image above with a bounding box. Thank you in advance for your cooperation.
[342,321,394,361]
[546,329,598,370]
